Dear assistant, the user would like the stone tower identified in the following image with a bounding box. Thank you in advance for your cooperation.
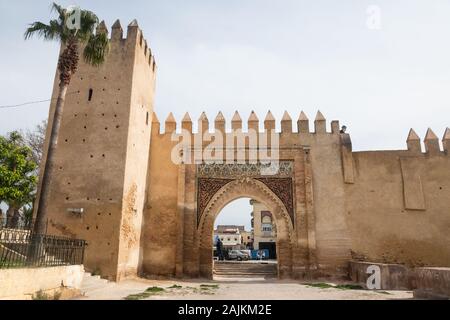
[35,20,157,280]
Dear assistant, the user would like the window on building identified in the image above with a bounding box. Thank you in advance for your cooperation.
[262,215,272,224]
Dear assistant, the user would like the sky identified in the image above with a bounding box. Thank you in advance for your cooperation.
[1,1,450,225]
[215,198,253,231]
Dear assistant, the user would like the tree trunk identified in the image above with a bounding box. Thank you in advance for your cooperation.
[33,82,68,235]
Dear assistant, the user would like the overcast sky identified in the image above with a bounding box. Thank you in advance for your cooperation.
[1,1,449,226]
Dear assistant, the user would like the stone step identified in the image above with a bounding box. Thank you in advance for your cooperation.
[215,272,277,275]
[214,269,277,273]
[214,265,277,271]
[213,263,278,276]
[214,274,278,278]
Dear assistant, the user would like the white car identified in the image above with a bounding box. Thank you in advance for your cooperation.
[228,250,250,261]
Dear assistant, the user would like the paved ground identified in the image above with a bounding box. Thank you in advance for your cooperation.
[75,276,414,300]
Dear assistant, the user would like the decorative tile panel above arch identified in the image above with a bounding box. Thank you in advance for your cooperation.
[255,178,295,225]
[196,162,295,228]
[197,178,233,226]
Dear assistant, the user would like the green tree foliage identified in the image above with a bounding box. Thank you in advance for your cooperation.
[0,131,37,227]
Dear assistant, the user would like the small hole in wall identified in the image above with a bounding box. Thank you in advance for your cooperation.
[104,76,107,80]
[88,89,93,101]
[98,213,101,216]
[102,154,106,158]
[97,198,101,201]
[108,213,112,216]
[84,126,87,129]
[67,182,71,185]
[102,113,105,117]
[107,242,110,246]
[105,127,108,131]
[74,114,78,117]
[87,197,90,200]
[96,226,99,230]
[59,167,63,170]
[102,88,105,92]
[90,155,94,158]
[116,125,120,129]
[116,101,119,105]
[65,139,68,143]
[82,139,86,143]
[65,197,70,201]
[85,114,88,117]
[86,227,90,231]
[440,187,443,190]
[114,114,118,118]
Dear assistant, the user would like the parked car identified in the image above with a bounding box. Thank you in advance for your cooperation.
[227,250,250,261]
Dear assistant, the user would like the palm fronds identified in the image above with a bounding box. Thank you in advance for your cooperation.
[25,2,109,69]
[83,32,110,67]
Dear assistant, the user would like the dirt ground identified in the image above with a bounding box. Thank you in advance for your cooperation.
[75,276,414,300]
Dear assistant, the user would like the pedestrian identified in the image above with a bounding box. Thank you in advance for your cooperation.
[217,237,224,261]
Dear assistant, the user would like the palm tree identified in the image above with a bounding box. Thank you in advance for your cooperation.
[25,3,110,235]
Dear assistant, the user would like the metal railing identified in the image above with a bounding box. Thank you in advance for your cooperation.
[0,229,86,269]
[0,216,35,231]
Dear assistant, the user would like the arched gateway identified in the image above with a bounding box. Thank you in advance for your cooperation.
[197,177,294,278]
[173,160,319,280]
[36,21,450,281]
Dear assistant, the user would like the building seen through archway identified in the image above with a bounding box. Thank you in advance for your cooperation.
[251,200,277,260]
[212,198,278,278]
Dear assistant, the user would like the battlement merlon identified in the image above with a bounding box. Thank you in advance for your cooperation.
[99,19,157,72]
[407,128,449,155]
[152,111,449,157]
[153,111,343,136]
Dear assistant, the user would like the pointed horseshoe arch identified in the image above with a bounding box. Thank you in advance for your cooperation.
[197,178,295,278]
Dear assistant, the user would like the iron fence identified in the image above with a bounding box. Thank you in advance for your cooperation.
[0,229,86,269]
[0,216,35,231]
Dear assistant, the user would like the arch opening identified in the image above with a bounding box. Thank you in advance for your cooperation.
[212,197,279,279]
[197,178,294,279]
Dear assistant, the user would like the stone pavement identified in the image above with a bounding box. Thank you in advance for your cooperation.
[75,276,414,300]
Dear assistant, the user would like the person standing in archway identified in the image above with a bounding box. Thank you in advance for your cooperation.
[217,237,225,261]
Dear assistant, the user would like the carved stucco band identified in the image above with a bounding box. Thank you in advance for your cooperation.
[197,178,233,226]
[256,178,295,226]
[197,177,295,227]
